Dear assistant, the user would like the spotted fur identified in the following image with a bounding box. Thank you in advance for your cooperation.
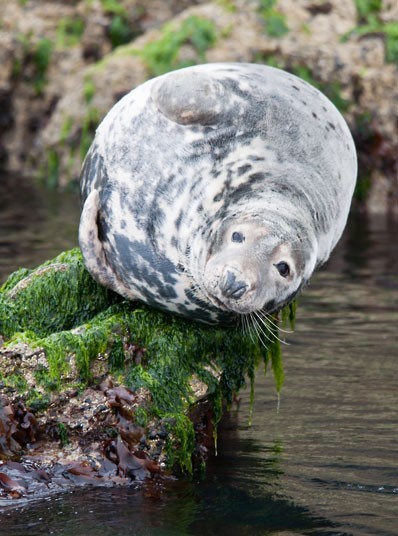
[79,63,357,324]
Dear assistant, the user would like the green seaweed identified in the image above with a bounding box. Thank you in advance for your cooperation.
[138,15,218,77]
[134,406,149,428]
[253,52,284,69]
[354,172,372,202]
[32,37,53,95]
[354,0,382,20]
[0,248,118,340]
[34,364,59,392]
[25,390,51,413]
[100,0,141,48]
[258,0,289,38]
[216,0,237,13]
[163,414,195,473]
[100,0,127,17]
[269,332,284,393]
[342,1,398,65]
[57,423,70,447]
[56,16,85,48]
[60,116,74,144]
[0,372,28,393]
[14,33,53,94]
[44,114,78,188]
[108,14,134,48]
[282,300,296,331]
[385,23,398,64]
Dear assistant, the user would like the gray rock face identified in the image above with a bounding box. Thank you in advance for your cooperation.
[1,0,396,211]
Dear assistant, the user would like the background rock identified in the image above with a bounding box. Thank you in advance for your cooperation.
[0,0,397,213]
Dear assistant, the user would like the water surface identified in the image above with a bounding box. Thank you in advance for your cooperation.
[0,175,79,282]
[0,176,397,535]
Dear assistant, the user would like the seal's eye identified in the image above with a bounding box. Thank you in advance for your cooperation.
[231,231,245,243]
[275,261,290,277]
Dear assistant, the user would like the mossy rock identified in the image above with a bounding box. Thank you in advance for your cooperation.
[0,249,293,473]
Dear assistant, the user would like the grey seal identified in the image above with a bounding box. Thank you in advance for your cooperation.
[79,63,357,325]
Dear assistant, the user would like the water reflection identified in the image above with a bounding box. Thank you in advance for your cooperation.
[0,174,79,282]
[236,212,398,535]
[0,177,397,535]
[2,454,336,536]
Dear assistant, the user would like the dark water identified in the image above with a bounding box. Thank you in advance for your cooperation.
[0,175,80,281]
[1,176,397,535]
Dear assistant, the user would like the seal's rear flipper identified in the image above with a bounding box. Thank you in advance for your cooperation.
[79,189,119,292]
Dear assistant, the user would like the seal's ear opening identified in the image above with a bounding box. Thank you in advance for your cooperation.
[78,189,117,290]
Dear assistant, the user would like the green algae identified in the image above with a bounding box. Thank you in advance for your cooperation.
[14,33,53,95]
[57,422,70,447]
[163,414,195,473]
[257,0,289,39]
[282,299,296,331]
[342,1,398,65]
[0,248,118,339]
[0,371,28,393]
[137,15,218,77]
[25,390,51,413]
[0,249,293,473]
[56,16,85,49]
[216,0,237,13]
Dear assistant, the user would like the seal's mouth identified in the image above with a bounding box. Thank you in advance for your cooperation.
[207,290,261,315]
[207,293,231,312]
[207,286,300,315]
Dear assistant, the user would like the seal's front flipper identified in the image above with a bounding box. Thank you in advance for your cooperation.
[79,189,118,292]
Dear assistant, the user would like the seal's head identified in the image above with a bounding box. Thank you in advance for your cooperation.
[202,215,313,315]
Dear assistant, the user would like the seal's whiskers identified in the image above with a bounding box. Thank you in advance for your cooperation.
[249,312,276,347]
[253,311,289,346]
[240,314,257,346]
[261,310,294,335]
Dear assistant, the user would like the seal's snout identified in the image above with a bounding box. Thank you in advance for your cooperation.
[220,270,248,300]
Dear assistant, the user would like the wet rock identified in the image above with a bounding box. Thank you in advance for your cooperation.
[0,246,275,502]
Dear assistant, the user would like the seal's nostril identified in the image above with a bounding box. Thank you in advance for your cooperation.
[220,270,248,300]
[223,270,236,289]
